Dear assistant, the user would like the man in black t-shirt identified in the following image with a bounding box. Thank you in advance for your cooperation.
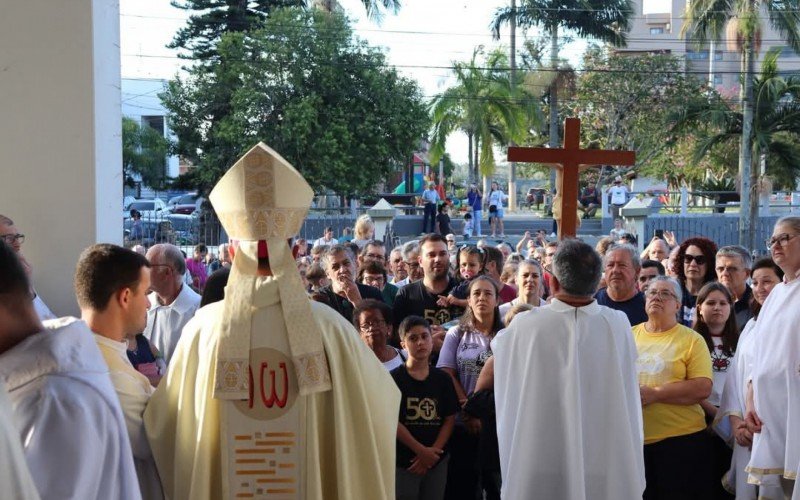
[318,244,383,321]
[393,234,462,351]
[594,244,647,326]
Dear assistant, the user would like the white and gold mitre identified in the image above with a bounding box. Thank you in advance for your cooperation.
[209,143,331,401]
[210,143,311,240]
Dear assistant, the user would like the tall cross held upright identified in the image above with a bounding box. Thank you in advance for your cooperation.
[508,118,636,239]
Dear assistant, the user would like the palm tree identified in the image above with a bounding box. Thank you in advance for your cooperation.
[670,49,800,203]
[492,0,633,192]
[429,48,538,183]
[683,0,800,249]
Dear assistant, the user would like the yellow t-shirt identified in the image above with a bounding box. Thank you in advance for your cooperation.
[632,322,712,444]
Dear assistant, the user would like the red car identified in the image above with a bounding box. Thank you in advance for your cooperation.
[167,193,203,215]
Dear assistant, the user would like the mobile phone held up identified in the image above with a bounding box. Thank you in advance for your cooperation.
[654,229,664,240]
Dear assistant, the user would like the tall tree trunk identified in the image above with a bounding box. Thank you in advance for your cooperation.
[507,0,517,213]
[468,132,474,183]
[474,136,480,181]
[739,25,755,250]
[549,24,559,198]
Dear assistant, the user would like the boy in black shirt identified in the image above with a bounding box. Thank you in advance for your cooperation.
[391,316,457,500]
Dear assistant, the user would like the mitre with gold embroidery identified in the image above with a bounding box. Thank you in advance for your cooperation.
[209,142,331,400]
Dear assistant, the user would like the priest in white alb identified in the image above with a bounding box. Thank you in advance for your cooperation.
[492,239,645,500]
[745,216,800,498]
[0,239,141,500]
[144,143,400,500]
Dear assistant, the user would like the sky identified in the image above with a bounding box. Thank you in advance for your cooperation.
[119,0,673,163]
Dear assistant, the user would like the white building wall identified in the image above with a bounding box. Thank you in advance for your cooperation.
[121,77,180,179]
[0,0,122,316]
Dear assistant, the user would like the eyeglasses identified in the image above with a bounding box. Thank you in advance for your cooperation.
[645,289,677,300]
[715,265,742,274]
[359,320,386,331]
[363,253,385,261]
[0,233,24,245]
[766,233,799,249]
[405,261,420,269]
[683,254,707,266]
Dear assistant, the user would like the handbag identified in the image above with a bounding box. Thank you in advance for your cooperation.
[489,204,497,213]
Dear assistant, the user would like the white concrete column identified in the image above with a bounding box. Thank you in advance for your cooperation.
[0,0,122,316]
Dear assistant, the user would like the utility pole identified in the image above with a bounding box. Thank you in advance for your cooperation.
[507,0,518,213]
[548,24,559,213]
[739,20,755,250]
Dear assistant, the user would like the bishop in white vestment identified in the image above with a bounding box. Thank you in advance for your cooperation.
[492,240,645,500]
[144,143,400,500]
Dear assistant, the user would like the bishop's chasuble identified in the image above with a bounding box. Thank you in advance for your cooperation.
[144,277,400,500]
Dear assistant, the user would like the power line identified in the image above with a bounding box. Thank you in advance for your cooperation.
[120,52,800,76]
[119,12,800,44]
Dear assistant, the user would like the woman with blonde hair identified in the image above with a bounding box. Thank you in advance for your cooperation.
[352,214,375,249]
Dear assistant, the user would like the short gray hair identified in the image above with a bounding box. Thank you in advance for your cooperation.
[552,240,602,297]
[649,275,682,303]
[149,243,186,283]
[605,243,641,271]
[776,215,800,235]
[401,241,420,260]
[321,244,355,271]
[717,245,752,270]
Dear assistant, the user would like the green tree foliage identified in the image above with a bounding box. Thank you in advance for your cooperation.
[169,0,303,60]
[492,0,633,154]
[169,0,400,60]
[162,8,428,195]
[670,48,800,191]
[567,47,712,186]
[122,117,171,189]
[429,47,539,181]
[683,0,800,248]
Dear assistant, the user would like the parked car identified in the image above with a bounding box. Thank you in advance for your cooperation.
[167,193,204,215]
[125,198,168,219]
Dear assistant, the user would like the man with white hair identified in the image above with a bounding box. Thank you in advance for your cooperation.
[492,240,644,499]
[144,243,201,364]
[388,247,408,286]
[715,245,753,332]
[394,241,422,288]
[316,244,384,321]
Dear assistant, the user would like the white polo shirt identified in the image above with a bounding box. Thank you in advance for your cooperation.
[144,285,201,364]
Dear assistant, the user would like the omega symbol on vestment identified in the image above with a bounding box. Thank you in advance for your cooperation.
[234,348,298,420]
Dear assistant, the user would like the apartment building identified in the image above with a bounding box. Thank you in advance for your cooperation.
[616,0,800,95]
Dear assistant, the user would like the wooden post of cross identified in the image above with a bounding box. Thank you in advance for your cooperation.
[508,118,636,239]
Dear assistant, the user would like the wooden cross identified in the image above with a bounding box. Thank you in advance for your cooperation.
[508,118,636,239]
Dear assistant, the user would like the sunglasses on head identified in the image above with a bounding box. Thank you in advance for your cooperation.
[683,254,707,265]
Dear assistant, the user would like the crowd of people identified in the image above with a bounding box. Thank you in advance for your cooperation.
[2,202,800,500]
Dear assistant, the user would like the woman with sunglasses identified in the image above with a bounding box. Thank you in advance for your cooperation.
[675,237,719,326]
[714,258,783,499]
[745,217,800,496]
[633,276,714,499]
